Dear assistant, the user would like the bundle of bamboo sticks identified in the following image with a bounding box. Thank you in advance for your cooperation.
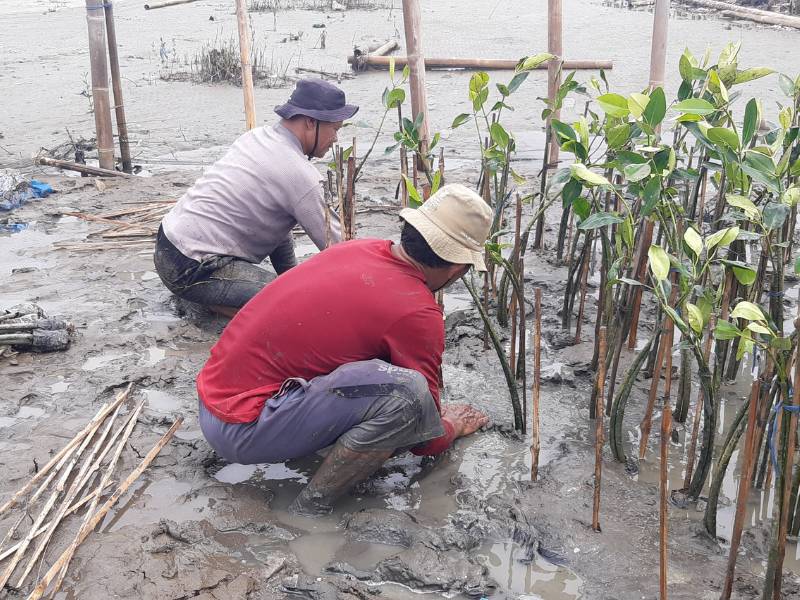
[65,200,175,240]
[0,385,182,598]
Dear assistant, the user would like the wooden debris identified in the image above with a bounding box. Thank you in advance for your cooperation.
[349,55,614,71]
[36,156,131,178]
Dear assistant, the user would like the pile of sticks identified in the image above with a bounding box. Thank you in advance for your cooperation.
[0,385,182,598]
[55,200,175,252]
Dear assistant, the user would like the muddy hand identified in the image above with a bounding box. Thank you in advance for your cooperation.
[441,404,490,438]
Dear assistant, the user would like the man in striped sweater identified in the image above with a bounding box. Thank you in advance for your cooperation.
[154,79,358,316]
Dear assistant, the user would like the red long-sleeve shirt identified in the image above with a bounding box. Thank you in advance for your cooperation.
[197,238,456,455]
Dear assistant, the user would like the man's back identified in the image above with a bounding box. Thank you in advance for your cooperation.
[198,239,444,424]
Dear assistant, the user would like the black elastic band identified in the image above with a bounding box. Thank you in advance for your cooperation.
[307,119,320,160]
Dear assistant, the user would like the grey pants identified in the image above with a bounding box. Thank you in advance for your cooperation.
[153,226,296,309]
[198,359,444,464]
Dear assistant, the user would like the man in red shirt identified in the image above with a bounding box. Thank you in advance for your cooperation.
[197,183,492,515]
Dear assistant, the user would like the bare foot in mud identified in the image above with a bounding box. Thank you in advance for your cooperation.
[441,404,489,438]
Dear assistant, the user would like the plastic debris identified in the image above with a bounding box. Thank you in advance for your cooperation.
[1,169,54,211]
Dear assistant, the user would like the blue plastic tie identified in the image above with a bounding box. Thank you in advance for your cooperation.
[767,290,785,298]
[768,388,800,471]
[86,2,112,10]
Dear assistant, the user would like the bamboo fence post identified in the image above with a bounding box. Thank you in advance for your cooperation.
[648,0,669,90]
[720,380,761,600]
[104,1,132,173]
[592,326,608,532]
[531,288,542,481]
[235,0,257,130]
[28,417,184,600]
[401,0,430,163]
[546,0,563,167]
[85,0,115,170]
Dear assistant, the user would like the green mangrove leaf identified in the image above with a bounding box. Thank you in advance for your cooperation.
[643,87,667,129]
[621,217,634,249]
[623,163,651,182]
[742,98,759,147]
[574,117,589,150]
[490,122,510,149]
[779,73,797,97]
[733,67,775,85]
[451,113,470,129]
[762,202,789,230]
[618,277,642,286]
[506,71,529,94]
[472,87,489,112]
[779,106,794,131]
[782,186,800,207]
[570,163,611,187]
[747,322,772,336]
[673,98,716,116]
[517,53,555,72]
[730,300,766,322]
[742,150,779,193]
[496,83,510,97]
[551,119,578,142]
[573,196,590,221]
[726,194,760,220]
[469,71,490,95]
[648,245,670,282]
[736,333,754,361]
[578,211,623,230]
[628,93,650,119]
[684,227,703,258]
[706,226,739,251]
[663,306,687,332]
[686,303,704,334]
[385,87,405,109]
[679,54,694,82]
[561,177,583,208]
[707,127,740,151]
[641,176,662,217]
[795,255,800,275]
[770,336,792,351]
[596,93,630,118]
[606,123,631,149]
[709,70,730,103]
[732,265,757,286]
[714,320,741,340]
[401,175,422,208]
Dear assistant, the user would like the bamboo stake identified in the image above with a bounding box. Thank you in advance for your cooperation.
[531,288,542,481]
[547,0,563,166]
[0,394,121,590]
[0,488,107,564]
[400,0,430,161]
[592,326,608,532]
[28,417,183,600]
[639,319,670,460]
[51,401,145,595]
[14,400,126,588]
[0,390,129,517]
[84,0,115,170]
[144,0,199,8]
[104,1,132,173]
[659,346,671,600]
[235,0,257,130]
[720,380,761,600]
[347,55,613,71]
[35,156,129,178]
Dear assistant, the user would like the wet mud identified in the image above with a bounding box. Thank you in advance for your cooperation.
[3,172,800,599]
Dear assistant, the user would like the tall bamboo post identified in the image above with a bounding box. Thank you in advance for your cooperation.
[401,0,430,164]
[104,1,132,173]
[648,0,670,89]
[85,0,115,170]
[235,0,257,130]
[546,0,563,167]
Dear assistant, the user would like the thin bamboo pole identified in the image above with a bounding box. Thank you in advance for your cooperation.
[234,0,257,130]
[400,0,430,161]
[575,247,590,343]
[28,417,184,600]
[35,156,131,178]
[639,320,670,459]
[720,380,761,600]
[592,326,607,532]
[348,55,612,70]
[531,288,542,481]
[104,1,131,173]
[84,0,115,170]
[144,0,199,8]
[683,317,715,489]
[659,348,672,600]
[547,0,563,166]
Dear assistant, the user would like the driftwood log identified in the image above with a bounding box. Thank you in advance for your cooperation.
[683,0,800,29]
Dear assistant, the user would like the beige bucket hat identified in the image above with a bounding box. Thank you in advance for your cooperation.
[399,183,493,272]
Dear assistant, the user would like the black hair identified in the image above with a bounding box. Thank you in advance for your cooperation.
[400,221,456,269]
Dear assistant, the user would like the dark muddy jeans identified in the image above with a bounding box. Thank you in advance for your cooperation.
[198,359,444,464]
[153,226,293,309]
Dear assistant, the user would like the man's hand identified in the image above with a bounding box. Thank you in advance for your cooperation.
[441,404,489,439]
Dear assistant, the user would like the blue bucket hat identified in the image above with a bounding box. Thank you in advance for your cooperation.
[274,78,359,122]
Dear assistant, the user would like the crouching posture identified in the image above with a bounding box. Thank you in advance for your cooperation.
[196,184,492,515]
